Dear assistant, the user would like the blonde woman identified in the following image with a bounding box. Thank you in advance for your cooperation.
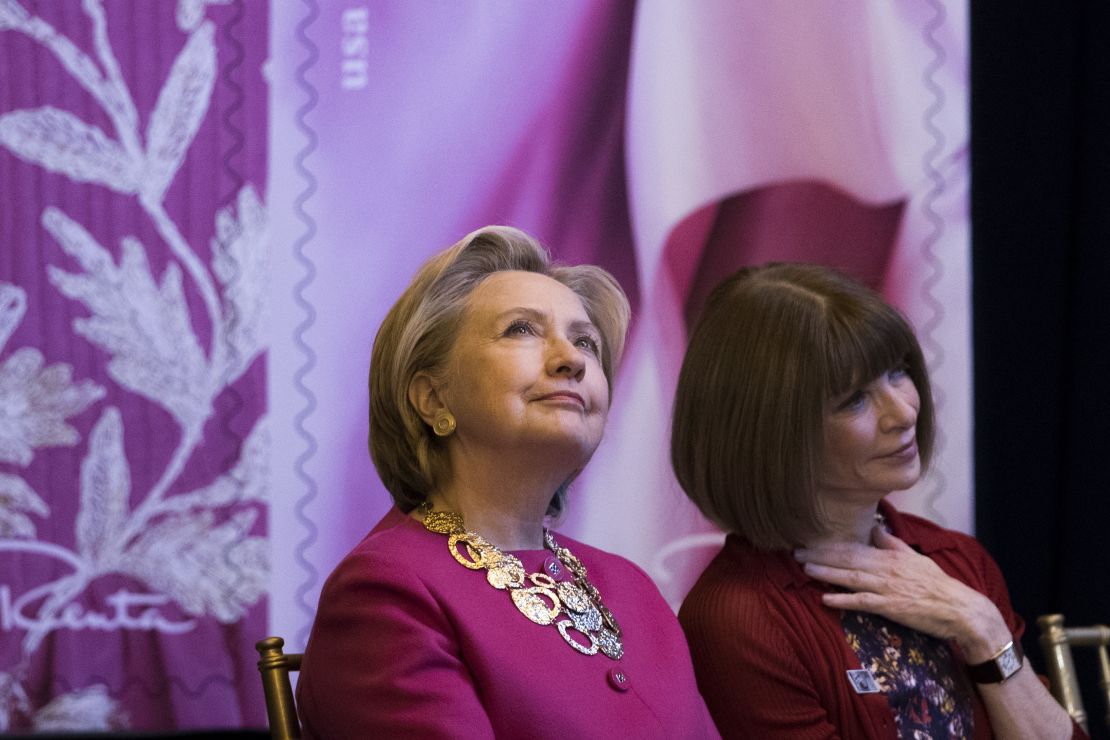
[297,227,718,739]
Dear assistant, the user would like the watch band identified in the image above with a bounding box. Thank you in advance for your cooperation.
[967,639,1024,684]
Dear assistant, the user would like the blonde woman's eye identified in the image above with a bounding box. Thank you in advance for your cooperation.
[505,320,535,337]
[575,334,600,354]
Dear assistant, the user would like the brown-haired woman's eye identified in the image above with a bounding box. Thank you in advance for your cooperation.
[836,390,867,412]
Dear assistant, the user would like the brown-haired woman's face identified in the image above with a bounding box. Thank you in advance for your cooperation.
[818,367,922,499]
[438,271,610,464]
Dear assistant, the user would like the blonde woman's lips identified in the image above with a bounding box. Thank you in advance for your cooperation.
[535,391,585,409]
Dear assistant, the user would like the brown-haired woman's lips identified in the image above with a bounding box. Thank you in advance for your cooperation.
[880,439,917,459]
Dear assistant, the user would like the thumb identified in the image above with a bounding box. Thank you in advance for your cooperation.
[872,525,914,552]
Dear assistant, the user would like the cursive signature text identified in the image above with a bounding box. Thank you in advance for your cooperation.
[1,586,196,634]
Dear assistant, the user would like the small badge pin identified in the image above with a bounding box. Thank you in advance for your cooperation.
[846,669,881,694]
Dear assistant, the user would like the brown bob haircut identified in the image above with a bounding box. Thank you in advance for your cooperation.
[671,263,935,551]
[369,226,630,514]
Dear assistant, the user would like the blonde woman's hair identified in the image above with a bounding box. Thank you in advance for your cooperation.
[369,226,631,514]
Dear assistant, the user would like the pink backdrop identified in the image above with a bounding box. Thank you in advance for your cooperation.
[0,0,968,731]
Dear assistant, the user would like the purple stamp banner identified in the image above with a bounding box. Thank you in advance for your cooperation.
[266,0,970,660]
[0,0,969,732]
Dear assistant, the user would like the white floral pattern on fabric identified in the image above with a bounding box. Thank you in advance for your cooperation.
[0,474,48,539]
[30,685,126,732]
[0,284,105,466]
[0,0,269,729]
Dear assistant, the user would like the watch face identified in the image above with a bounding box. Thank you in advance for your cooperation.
[998,645,1023,679]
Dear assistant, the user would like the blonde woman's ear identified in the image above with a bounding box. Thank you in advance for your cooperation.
[408,372,446,429]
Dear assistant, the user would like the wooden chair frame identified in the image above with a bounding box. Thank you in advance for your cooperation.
[1037,613,1110,734]
[256,636,303,739]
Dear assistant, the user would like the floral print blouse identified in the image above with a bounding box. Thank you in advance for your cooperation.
[842,611,975,739]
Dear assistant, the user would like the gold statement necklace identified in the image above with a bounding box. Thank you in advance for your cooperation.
[418,501,624,660]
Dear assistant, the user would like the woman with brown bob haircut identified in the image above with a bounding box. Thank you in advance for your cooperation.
[673,263,1081,739]
[296,226,718,738]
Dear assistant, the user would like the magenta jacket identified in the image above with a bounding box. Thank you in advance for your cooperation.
[297,506,719,739]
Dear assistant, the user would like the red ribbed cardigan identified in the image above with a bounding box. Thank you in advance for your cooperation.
[679,500,1085,739]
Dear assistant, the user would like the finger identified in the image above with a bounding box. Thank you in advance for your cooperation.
[801,562,886,593]
[794,543,860,566]
[821,590,888,613]
[795,544,883,571]
[872,526,915,553]
[822,590,965,642]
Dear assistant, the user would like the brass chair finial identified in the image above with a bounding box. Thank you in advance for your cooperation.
[255,636,303,739]
[1038,612,1110,733]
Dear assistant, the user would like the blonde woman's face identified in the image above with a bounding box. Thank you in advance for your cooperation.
[439,271,610,465]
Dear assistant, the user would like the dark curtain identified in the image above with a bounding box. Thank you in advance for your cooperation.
[972,2,1110,737]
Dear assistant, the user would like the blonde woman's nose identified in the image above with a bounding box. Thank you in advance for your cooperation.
[547,335,586,380]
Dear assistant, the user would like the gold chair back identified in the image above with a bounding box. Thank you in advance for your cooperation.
[1037,613,1110,734]
[255,636,303,739]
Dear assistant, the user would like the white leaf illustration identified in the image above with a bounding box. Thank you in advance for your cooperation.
[0,347,105,466]
[44,208,211,428]
[75,407,130,563]
[121,508,267,622]
[0,473,49,538]
[0,0,29,32]
[175,0,206,31]
[211,184,268,384]
[230,413,269,501]
[159,415,269,514]
[0,107,139,193]
[32,685,127,731]
[175,0,230,31]
[0,672,31,732]
[0,283,25,351]
[157,476,239,515]
[142,21,216,203]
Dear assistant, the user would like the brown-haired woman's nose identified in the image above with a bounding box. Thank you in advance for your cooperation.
[878,386,918,432]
